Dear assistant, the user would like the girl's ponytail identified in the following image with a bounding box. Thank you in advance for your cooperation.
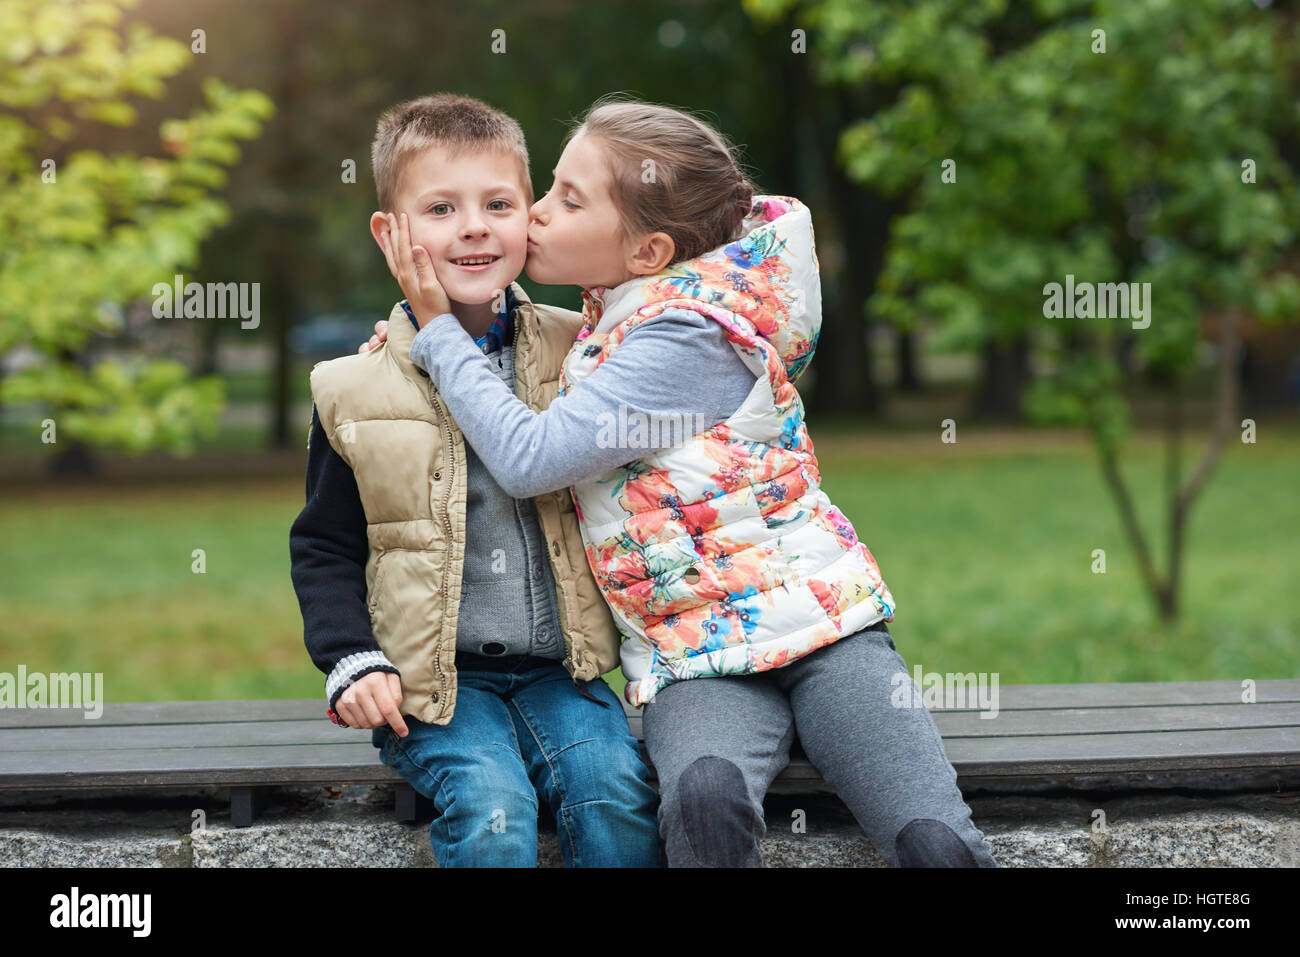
[732,173,755,239]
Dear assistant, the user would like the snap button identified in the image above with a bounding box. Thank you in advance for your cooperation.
[433,470,442,480]
[551,541,561,556]
[536,626,549,642]
[431,691,439,702]
[531,562,543,578]
[684,567,701,584]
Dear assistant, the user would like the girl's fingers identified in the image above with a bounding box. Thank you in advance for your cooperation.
[386,213,401,277]
[395,212,415,286]
[385,213,403,282]
[378,217,400,280]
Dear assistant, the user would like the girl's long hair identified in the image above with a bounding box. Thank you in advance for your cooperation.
[566,95,756,265]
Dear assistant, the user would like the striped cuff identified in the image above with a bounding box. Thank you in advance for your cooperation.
[326,650,399,711]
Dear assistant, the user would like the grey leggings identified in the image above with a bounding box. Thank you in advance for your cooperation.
[641,624,998,867]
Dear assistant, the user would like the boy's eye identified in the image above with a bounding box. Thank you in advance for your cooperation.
[429,202,451,215]
[487,199,510,211]
[561,199,579,210]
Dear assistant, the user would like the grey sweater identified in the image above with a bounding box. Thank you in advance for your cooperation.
[409,307,759,498]
[457,342,566,658]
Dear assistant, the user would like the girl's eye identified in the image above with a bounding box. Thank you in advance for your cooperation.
[429,203,451,215]
[487,200,510,212]
[561,199,579,210]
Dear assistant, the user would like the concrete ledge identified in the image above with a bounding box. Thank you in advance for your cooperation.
[2,786,1297,867]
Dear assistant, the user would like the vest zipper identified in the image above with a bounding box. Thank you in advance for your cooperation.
[429,387,456,715]
[517,304,579,683]
[573,678,610,708]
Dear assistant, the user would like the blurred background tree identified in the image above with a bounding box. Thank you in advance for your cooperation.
[750,0,1300,621]
[122,0,902,451]
[1,0,1295,699]
[0,0,272,472]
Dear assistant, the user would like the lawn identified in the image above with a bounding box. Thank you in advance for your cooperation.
[1,426,1296,706]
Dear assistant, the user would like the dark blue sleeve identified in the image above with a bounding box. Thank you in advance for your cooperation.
[289,405,399,714]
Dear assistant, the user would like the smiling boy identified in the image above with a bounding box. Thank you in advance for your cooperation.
[288,93,661,867]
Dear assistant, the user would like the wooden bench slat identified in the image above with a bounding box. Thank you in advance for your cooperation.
[3,727,1297,791]
[939,726,1300,774]
[928,702,1300,737]
[2,680,1296,729]
[3,682,1298,813]
[912,679,1300,710]
[0,720,376,751]
[2,701,1297,752]
[0,700,322,728]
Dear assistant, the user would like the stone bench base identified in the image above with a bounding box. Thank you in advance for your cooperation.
[2,785,1296,867]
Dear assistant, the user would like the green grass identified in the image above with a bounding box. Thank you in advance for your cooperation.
[815,428,1299,684]
[1,429,1296,705]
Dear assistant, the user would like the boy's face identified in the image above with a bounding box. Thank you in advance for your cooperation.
[376,145,530,307]
[526,132,632,290]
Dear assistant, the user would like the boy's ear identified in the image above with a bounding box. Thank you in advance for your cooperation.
[369,211,392,254]
[625,231,676,276]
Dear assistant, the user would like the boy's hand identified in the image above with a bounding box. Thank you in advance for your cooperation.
[335,670,409,737]
[378,211,451,329]
[358,319,389,354]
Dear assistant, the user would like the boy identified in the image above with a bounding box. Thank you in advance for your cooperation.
[288,93,661,867]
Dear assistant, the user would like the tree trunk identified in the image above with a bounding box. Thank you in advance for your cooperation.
[198,321,220,377]
[47,346,100,477]
[1094,310,1241,625]
[774,19,884,414]
[896,329,921,391]
[975,335,1030,420]
[1165,309,1242,622]
[266,0,306,449]
[49,438,101,478]
[1163,370,1184,625]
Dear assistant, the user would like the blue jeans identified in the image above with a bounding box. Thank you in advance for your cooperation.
[372,653,663,867]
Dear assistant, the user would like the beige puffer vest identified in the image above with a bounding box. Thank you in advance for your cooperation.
[309,283,619,725]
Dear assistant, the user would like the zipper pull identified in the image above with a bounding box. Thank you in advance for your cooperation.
[573,678,610,708]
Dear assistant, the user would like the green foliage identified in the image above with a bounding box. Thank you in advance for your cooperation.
[748,0,1300,621]
[0,0,272,455]
[760,0,1298,432]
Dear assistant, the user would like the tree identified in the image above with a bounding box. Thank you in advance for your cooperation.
[0,0,272,464]
[750,0,1300,622]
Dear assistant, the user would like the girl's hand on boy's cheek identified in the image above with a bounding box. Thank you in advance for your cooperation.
[381,211,451,329]
[358,319,389,354]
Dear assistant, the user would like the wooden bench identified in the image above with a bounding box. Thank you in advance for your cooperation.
[2,679,1298,827]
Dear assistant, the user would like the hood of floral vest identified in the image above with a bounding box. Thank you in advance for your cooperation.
[578,195,822,382]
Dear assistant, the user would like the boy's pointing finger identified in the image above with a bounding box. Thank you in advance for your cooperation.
[385,672,408,736]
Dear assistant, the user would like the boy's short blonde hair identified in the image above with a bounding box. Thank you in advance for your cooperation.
[371,93,531,211]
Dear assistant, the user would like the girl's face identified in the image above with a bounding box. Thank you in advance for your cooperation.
[525,132,637,290]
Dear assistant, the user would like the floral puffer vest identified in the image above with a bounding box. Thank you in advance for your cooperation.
[558,196,896,706]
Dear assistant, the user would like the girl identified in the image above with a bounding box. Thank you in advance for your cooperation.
[371,97,998,868]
